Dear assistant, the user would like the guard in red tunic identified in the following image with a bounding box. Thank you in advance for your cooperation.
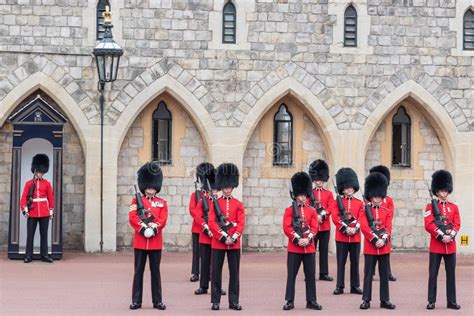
[283,172,322,311]
[208,163,245,311]
[189,163,215,283]
[309,159,334,282]
[20,154,54,263]
[369,165,396,281]
[359,172,396,310]
[331,167,363,295]
[193,164,226,297]
[424,170,461,310]
[129,162,167,310]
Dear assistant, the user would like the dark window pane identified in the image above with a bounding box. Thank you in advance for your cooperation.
[152,102,172,164]
[392,106,411,167]
[464,9,474,50]
[344,5,358,47]
[273,104,293,165]
[222,2,236,43]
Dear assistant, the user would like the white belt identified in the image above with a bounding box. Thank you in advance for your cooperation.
[32,198,48,202]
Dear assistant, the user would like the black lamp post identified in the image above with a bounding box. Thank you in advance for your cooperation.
[92,6,123,252]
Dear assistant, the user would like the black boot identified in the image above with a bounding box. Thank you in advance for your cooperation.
[24,257,32,263]
[389,274,397,281]
[190,274,199,282]
[319,274,333,281]
[426,302,435,310]
[360,301,370,309]
[194,288,208,295]
[380,301,396,309]
[211,303,220,311]
[306,301,322,310]
[229,303,242,310]
[333,287,344,295]
[153,303,166,310]
[40,255,53,263]
[129,303,141,310]
[447,302,461,310]
[283,301,294,311]
[350,287,363,294]
[221,289,226,295]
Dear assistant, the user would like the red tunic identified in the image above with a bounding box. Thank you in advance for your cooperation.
[283,204,319,254]
[360,205,392,255]
[331,196,363,243]
[208,197,245,250]
[129,195,168,250]
[381,196,394,216]
[194,197,213,245]
[189,192,202,234]
[312,188,334,232]
[20,178,54,218]
[424,201,461,255]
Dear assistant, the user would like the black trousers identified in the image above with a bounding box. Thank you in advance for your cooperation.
[428,253,457,304]
[132,249,162,304]
[285,252,317,302]
[191,233,200,275]
[362,254,390,302]
[314,230,330,276]
[373,253,393,277]
[25,217,49,258]
[199,243,212,289]
[335,241,360,289]
[211,249,240,304]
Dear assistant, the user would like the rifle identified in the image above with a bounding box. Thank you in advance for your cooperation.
[361,193,387,244]
[194,178,200,204]
[289,182,310,245]
[208,182,235,243]
[332,178,356,233]
[133,185,156,237]
[427,183,453,238]
[26,172,36,210]
[309,188,326,220]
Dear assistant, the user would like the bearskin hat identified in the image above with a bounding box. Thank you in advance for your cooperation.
[31,154,49,174]
[291,172,313,197]
[364,172,388,200]
[137,161,163,194]
[431,169,453,196]
[196,162,216,191]
[216,163,239,189]
[308,159,329,182]
[335,167,360,195]
[369,165,391,185]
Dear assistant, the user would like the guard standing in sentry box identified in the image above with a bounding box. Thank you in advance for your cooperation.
[424,170,461,310]
[359,172,395,310]
[282,172,322,311]
[20,154,54,263]
[208,163,245,311]
[129,162,168,311]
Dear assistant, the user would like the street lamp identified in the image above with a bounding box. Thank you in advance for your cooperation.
[93,5,123,252]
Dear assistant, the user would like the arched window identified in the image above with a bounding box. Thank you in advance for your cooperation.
[152,102,172,165]
[464,9,474,50]
[96,0,110,40]
[273,104,293,166]
[392,106,411,167]
[344,5,357,47]
[223,1,236,44]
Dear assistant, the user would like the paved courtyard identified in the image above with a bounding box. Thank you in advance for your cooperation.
[1,251,473,315]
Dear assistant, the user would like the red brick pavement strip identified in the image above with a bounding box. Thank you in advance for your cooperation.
[1,251,473,316]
